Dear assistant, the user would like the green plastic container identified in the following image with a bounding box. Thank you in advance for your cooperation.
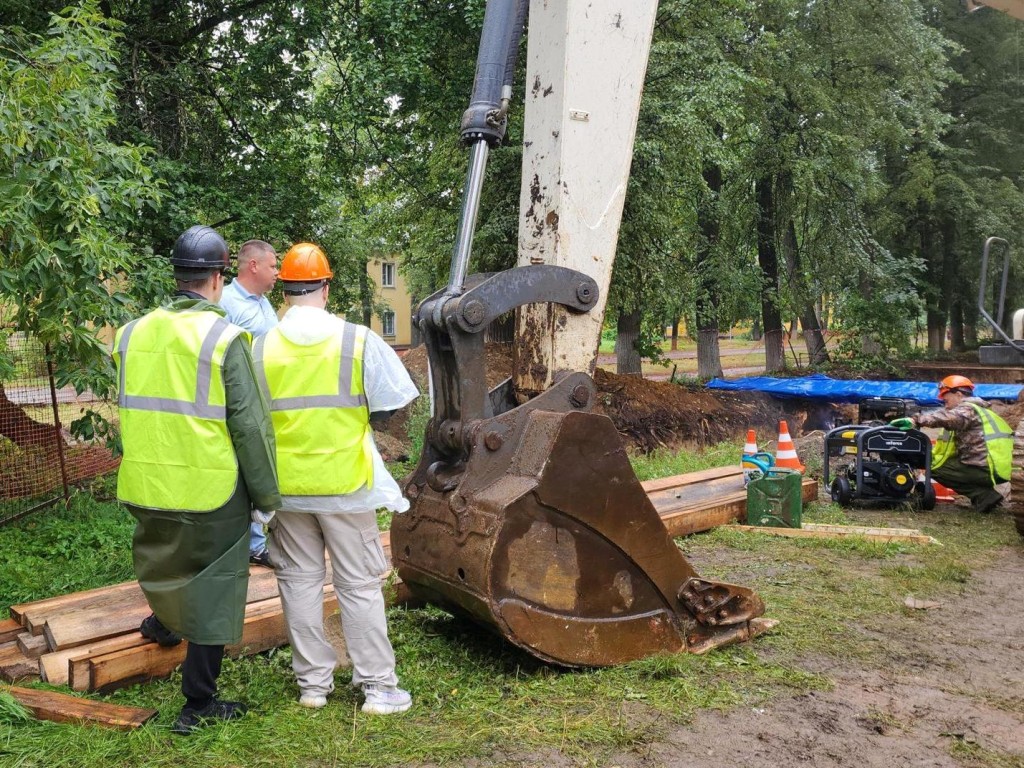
[746,468,802,528]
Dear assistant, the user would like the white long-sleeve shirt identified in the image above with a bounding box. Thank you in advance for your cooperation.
[274,305,419,514]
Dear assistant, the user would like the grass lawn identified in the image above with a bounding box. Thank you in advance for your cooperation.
[1,451,1020,767]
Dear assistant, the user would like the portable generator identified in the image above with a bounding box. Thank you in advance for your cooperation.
[823,424,936,510]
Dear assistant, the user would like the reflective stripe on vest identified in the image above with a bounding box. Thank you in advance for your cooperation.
[114,309,246,512]
[971,403,1013,483]
[931,429,955,470]
[253,322,372,496]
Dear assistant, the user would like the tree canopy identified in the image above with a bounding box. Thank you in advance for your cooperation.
[2,0,1023,390]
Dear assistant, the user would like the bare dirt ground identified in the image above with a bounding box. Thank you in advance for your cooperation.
[625,552,1024,768]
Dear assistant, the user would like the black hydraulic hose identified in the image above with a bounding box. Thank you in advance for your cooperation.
[502,0,529,99]
[460,0,527,147]
[435,0,529,311]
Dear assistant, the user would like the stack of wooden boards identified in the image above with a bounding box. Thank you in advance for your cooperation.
[0,565,339,692]
[1,466,819,693]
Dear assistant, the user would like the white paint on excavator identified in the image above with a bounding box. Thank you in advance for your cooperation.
[514,0,659,391]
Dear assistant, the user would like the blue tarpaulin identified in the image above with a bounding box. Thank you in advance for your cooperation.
[705,373,1023,407]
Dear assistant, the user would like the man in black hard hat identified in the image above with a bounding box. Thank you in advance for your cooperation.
[112,225,281,735]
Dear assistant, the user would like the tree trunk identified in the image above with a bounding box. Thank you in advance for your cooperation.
[926,309,946,353]
[756,175,786,373]
[781,205,828,365]
[941,214,959,351]
[670,317,680,351]
[615,309,642,375]
[695,161,724,380]
[696,329,722,379]
[949,299,965,352]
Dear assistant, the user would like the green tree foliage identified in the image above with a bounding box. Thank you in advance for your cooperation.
[0,1,163,396]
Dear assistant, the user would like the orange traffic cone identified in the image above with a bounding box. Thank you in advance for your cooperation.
[774,420,805,472]
[931,479,956,503]
[743,429,758,456]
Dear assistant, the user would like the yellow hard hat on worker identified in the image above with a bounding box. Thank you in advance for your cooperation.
[279,242,333,294]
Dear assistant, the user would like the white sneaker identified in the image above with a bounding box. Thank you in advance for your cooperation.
[361,685,412,715]
[299,694,328,709]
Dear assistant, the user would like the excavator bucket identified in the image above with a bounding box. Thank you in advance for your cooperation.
[391,268,772,666]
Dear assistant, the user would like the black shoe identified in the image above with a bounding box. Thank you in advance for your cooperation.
[249,549,273,568]
[976,494,1004,514]
[140,614,182,647]
[171,699,248,736]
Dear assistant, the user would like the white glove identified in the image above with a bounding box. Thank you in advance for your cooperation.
[251,509,276,525]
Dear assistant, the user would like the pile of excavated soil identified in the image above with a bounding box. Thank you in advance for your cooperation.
[395,344,841,455]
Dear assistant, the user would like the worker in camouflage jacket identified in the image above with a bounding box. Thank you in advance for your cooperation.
[891,374,1012,513]
[113,225,281,735]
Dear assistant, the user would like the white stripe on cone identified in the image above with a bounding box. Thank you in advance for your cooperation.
[775,420,803,471]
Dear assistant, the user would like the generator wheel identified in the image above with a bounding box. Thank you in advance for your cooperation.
[830,475,852,506]
[915,480,936,512]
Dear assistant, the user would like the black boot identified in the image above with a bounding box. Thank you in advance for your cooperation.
[140,614,182,647]
[171,699,248,735]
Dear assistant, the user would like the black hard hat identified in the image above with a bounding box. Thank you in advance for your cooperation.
[171,225,230,270]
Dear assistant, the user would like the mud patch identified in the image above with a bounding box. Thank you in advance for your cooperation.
[602,551,1024,768]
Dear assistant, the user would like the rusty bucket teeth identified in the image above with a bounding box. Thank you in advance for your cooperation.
[393,403,769,667]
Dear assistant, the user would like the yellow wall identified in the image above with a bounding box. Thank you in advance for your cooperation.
[366,257,414,348]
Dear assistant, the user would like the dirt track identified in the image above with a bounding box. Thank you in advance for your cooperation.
[637,552,1024,768]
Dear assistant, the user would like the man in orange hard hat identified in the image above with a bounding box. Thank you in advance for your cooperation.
[891,374,1012,513]
[253,242,418,714]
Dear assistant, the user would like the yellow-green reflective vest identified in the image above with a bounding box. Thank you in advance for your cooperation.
[931,403,1013,483]
[113,308,247,512]
[253,323,373,496]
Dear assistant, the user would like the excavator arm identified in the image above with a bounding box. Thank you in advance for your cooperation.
[391,0,772,666]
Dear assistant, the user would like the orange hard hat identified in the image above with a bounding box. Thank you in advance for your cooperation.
[938,374,974,397]
[279,242,333,282]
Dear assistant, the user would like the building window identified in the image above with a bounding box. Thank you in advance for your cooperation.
[381,262,396,288]
[382,310,396,338]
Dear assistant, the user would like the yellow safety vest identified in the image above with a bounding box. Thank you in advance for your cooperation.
[253,322,373,496]
[114,308,247,512]
[931,402,1013,484]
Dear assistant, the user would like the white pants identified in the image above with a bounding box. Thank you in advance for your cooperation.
[269,510,399,697]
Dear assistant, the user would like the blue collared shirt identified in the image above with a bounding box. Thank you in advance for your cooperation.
[220,279,278,336]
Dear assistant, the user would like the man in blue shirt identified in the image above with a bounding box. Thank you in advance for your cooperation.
[220,239,280,566]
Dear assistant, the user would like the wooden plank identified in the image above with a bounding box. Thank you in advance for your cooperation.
[0,643,40,683]
[6,685,156,730]
[41,567,287,653]
[17,582,142,634]
[16,633,48,659]
[40,633,147,687]
[647,475,746,514]
[639,465,742,494]
[725,523,937,545]
[0,618,24,644]
[87,587,336,692]
[17,565,283,635]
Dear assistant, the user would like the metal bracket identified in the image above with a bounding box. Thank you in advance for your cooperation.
[416,265,599,460]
